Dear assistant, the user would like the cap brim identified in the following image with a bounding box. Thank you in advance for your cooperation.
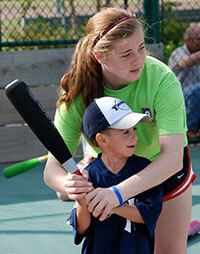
[110,113,150,129]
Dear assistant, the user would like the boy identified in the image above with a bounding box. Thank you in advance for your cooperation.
[68,96,162,254]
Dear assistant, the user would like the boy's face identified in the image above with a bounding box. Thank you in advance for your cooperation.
[101,127,138,158]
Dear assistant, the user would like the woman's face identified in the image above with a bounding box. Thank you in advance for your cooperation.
[100,30,146,89]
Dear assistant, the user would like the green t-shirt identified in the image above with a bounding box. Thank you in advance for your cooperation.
[54,56,187,161]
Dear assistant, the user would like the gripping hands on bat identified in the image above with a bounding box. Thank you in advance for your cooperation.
[5,79,81,176]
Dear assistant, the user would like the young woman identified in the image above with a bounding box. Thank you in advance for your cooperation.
[44,7,196,254]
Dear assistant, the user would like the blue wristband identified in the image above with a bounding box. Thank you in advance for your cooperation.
[112,185,124,206]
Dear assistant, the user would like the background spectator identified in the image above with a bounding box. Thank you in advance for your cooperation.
[168,24,200,140]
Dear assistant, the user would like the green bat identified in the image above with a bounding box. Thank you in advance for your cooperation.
[3,155,48,178]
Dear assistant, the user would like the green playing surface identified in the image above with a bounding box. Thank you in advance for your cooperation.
[0,146,199,254]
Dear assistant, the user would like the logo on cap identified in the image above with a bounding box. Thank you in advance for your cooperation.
[112,99,130,111]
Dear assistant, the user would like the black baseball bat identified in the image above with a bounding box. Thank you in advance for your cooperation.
[5,79,81,175]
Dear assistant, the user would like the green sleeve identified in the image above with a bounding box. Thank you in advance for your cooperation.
[54,99,83,156]
[154,70,187,137]
[54,96,100,157]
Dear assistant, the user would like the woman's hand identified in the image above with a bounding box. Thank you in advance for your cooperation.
[65,170,93,200]
[85,187,119,221]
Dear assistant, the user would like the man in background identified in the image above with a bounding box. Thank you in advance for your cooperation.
[168,24,200,140]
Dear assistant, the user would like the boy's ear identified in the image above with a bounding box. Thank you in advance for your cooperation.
[95,133,107,146]
[92,50,103,64]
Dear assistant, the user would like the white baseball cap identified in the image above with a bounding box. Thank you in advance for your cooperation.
[82,96,150,140]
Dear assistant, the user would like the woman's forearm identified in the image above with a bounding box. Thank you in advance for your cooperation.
[44,157,93,201]
[44,156,68,194]
[118,135,184,201]
[112,204,144,223]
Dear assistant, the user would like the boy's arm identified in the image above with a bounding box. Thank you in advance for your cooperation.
[112,184,163,237]
[68,199,92,245]
[133,185,163,236]
[111,203,144,224]
[76,198,91,234]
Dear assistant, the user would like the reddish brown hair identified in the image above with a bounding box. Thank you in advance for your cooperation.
[58,7,143,109]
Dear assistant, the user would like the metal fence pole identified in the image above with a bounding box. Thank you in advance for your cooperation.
[0,1,2,51]
[144,0,161,43]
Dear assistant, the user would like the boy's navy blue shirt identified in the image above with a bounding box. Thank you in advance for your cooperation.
[68,154,163,254]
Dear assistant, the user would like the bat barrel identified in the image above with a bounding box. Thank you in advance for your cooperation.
[5,80,79,174]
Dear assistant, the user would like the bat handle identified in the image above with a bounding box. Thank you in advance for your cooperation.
[73,169,82,175]
[63,157,82,175]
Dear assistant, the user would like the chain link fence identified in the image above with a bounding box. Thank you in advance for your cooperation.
[0,1,199,57]
[0,1,199,53]
[0,0,144,49]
